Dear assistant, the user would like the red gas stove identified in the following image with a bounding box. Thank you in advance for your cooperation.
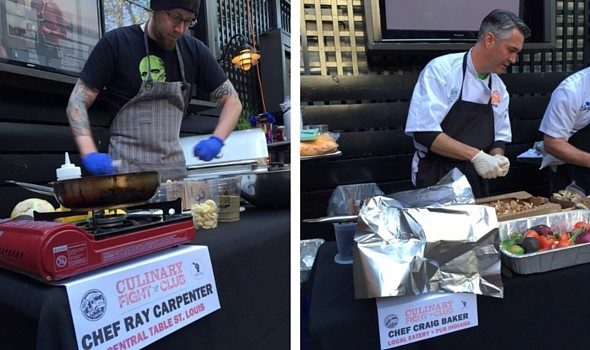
[0,199,195,282]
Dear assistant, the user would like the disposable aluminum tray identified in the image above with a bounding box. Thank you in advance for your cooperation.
[300,238,325,283]
[499,209,590,274]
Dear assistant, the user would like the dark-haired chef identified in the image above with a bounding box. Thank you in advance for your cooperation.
[539,67,590,194]
[404,9,530,198]
[66,0,241,181]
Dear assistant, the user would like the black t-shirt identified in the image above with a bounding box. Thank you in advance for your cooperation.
[80,24,227,117]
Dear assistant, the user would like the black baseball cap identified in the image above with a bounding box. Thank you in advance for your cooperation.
[150,0,200,14]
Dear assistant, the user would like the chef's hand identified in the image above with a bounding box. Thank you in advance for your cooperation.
[471,150,501,179]
[494,154,510,177]
[82,152,116,175]
[194,136,224,161]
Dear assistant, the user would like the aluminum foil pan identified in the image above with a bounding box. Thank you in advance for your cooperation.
[499,209,590,274]
[300,239,325,282]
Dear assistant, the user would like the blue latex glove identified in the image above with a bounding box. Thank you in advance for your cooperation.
[82,152,116,175]
[194,136,224,161]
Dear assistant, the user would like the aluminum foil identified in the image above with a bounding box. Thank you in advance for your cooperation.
[387,168,476,207]
[352,169,503,299]
[300,239,325,282]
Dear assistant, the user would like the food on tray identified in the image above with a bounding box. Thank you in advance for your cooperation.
[552,189,590,208]
[477,191,561,221]
[300,133,339,156]
[486,198,534,215]
[500,222,590,255]
[553,189,585,202]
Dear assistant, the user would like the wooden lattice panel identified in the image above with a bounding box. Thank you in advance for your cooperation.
[301,0,588,76]
[301,0,366,75]
[215,0,272,111]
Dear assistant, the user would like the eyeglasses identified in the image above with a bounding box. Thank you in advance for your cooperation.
[166,11,197,28]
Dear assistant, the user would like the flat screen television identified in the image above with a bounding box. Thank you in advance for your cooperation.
[365,0,556,51]
[0,0,101,82]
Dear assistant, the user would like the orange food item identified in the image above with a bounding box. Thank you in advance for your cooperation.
[300,133,339,156]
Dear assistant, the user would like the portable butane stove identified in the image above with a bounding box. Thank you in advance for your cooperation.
[0,199,195,282]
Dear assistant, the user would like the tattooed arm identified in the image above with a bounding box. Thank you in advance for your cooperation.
[66,79,101,156]
[211,79,242,140]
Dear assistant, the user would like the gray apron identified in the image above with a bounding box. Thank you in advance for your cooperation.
[108,21,190,181]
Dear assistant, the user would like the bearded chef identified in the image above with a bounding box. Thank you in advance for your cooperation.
[404,9,530,197]
[66,0,241,181]
[539,67,590,194]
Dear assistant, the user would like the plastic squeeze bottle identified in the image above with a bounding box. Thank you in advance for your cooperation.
[56,152,82,181]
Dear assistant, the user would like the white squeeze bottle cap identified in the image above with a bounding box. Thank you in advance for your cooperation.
[56,152,82,181]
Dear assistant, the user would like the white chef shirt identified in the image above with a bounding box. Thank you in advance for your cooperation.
[405,50,512,184]
[539,67,590,140]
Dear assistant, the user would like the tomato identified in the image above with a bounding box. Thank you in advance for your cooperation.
[523,229,540,239]
[556,240,573,248]
[573,221,590,232]
[554,232,573,248]
[538,235,555,250]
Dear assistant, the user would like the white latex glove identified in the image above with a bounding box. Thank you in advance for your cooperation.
[494,154,510,177]
[470,150,501,179]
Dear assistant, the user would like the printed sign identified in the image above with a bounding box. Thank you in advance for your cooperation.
[376,292,478,349]
[61,245,220,350]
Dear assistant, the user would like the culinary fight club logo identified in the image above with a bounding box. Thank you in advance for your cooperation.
[580,101,590,111]
[384,314,399,329]
[191,259,205,280]
[80,289,107,321]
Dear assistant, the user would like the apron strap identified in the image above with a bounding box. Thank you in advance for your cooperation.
[141,22,188,87]
[458,53,493,103]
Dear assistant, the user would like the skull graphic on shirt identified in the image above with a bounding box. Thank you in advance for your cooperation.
[139,55,166,82]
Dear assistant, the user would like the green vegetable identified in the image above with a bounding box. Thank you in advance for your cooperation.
[508,232,522,241]
[500,239,516,250]
[506,244,525,255]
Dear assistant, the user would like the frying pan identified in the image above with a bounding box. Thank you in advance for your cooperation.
[9,171,160,210]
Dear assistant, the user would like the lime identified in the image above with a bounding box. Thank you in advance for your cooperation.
[506,244,525,255]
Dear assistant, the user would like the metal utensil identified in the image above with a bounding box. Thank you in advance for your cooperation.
[6,181,54,196]
[8,171,161,210]
[302,215,358,223]
[52,171,161,210]
[240,163,290,209]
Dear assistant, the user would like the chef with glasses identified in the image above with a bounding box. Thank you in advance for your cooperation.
[66,0,242,181]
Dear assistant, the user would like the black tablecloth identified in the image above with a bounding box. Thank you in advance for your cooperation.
[305,241,590,350]
[0,207,290,350]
